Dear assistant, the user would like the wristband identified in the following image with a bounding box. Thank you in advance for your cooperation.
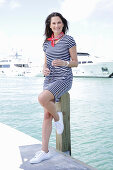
[65,61,69,67]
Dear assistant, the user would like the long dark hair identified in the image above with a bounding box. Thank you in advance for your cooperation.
[44,12,69,41]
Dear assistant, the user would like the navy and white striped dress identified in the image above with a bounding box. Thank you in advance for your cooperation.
[43,34,76,102]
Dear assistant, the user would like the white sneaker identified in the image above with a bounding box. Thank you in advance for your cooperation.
[29,150,51,164]
[54,112,64,134]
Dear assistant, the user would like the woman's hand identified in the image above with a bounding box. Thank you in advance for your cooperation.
[43,67,50,76]
[52,59,66,67]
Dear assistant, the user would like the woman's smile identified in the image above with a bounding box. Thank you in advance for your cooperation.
[50,16,64,36]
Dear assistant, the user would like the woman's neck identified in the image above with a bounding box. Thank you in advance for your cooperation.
[54,34,59,38]
[54,32,62,38]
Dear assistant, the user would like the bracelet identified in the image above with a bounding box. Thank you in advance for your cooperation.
[65,61,69,67]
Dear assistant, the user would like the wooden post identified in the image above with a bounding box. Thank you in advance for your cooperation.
[55,92,71,155]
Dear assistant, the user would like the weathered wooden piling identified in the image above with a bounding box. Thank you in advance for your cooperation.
[55,92,71,155]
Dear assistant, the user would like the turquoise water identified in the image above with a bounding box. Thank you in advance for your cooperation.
[0,76,113,170]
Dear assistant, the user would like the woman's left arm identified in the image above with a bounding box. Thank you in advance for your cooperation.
[68,45,78,67]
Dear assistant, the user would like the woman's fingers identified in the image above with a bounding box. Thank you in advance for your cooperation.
[43,68,50,76]
[52,59,65,66]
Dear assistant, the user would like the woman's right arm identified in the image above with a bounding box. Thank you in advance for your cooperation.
[43,53,50,76]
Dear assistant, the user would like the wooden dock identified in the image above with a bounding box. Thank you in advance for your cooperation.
[0,123,96,170]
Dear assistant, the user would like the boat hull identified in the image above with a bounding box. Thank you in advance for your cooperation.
[72,61,113,78]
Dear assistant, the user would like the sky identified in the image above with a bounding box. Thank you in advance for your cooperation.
[0,0,113,65]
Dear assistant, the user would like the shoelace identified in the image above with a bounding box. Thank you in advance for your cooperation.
[34,151,45,158]
[35,150,41,155]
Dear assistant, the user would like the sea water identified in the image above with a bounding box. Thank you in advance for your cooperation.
[0,76,113,170]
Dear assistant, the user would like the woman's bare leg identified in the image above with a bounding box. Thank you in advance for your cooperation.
[42,109,53,152]
[38,90,59,122]
[38,90,62,152]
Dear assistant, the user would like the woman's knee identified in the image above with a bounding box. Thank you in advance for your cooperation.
[38,93,44,105]
[38,93,47,107]
[38,90,54,107]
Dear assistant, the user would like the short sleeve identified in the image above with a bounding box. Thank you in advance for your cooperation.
[67,35,76,49]
[43,41,49,53]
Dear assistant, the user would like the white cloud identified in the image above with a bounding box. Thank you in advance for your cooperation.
[0,30,10,56]
[0,0,21,8]
[9,35,44,63]
[0,30,44,64]
[0,0,6,6]
[9,0,20,9]
[76,34,113,59]
[99,0,113,10]
[59,0,113,58]
[60,0,102,22]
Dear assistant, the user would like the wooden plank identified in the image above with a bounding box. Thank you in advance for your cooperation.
[20,144,96,170]
[0,122,96,170]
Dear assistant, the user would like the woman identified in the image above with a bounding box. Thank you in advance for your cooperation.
[30,12,78,164]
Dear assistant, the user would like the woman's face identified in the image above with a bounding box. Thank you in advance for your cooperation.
[50,16,64,36]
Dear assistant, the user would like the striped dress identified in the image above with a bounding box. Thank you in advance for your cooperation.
[43,34,76,102]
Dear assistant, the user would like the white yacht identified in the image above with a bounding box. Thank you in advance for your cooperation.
[72,53,113,78]
[0,52,31,77]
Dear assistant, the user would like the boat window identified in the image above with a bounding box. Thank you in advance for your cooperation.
[0,65,10,68]
[78,61,81,64]
[77,53,90,56]
[82,61,86,64]
[0,60,9,62]
[101,67,109,72]
[14,64,29,67]
[23,64,29,67]
[14,64,23,67]
[88,61,93,63]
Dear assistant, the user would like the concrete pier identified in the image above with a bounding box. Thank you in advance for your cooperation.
[0,123,96,170]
